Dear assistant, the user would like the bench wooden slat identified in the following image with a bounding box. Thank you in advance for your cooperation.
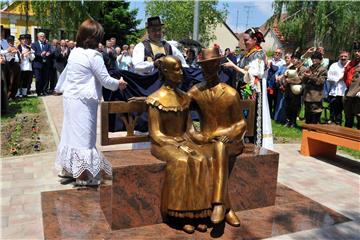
[108,101,147,113]
[302,124,360,142]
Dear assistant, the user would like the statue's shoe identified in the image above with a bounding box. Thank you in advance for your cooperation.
[196,224,207,232]
[225,209,240,227]
[211,205,226,224]
[183,224,195,234]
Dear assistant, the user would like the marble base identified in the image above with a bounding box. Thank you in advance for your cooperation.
[100,144,279,230]
[41,184,350,239]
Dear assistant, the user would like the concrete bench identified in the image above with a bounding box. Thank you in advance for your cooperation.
[300,124,360,158]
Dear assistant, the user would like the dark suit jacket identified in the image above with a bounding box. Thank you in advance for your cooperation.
[54,46,69,72]
[31,41,51,69]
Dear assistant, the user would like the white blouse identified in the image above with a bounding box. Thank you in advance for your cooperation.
[327,61,347,97]
[55,47,119,99]
[20,45,35,71]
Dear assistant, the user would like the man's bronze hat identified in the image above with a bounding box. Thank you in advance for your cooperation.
[146,16,164,28]
[197,47,224,63]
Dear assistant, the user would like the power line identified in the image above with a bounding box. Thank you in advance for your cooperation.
[244,5,254,30]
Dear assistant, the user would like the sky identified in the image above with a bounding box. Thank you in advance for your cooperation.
[128,0,274,33]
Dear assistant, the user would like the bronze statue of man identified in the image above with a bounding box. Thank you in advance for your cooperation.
[188,47,247,227]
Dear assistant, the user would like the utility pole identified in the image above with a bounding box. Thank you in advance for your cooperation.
[236,9,239,33]
[193,0,200,41]
[244,5,254,30]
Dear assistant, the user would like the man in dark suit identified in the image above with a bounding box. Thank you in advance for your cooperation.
[31,32,51,96]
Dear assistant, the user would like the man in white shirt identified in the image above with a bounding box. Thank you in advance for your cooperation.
[132,16,187,74]
[327,51,349,125]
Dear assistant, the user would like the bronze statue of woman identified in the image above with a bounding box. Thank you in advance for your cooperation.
[146,56,212,234]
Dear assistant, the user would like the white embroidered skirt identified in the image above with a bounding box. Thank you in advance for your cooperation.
[55,97,112,178]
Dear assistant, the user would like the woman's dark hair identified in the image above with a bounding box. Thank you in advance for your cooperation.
[244,27,265,44]
[353,41,360,51]
[311,51,323,60]
[76,19,104,49]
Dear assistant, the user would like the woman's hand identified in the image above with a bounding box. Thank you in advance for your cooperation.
[118,77,128,91]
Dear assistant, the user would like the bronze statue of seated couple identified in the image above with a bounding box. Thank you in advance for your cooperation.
[146,47,247,234]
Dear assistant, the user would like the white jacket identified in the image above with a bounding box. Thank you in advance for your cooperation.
[55,48,119,99]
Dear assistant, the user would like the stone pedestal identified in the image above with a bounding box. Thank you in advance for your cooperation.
[100,144,279,230]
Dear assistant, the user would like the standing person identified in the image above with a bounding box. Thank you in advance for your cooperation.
[132,16,187,74]
[31,32,51,96]
[283,52,307,127]
[223,27,272,149]
[274,53,292,124]
[17,34,35,97]
[47,39,59,94]
[54,19,127,186]
[116,44,132,71]
[268,48,285,119]
[110,37,118,49]
[128,43,135,57]
[4,35,21,100]
[327,51,349,125]
[343,41,360,129]
[303,51,328,124]
[54,39,70,82]
[103,40,117,70]
[1,48,8,113]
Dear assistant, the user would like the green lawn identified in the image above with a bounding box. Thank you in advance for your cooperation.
[272,105,360,160]
[1,96,41,121]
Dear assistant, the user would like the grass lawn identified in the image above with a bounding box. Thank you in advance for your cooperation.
[1,97,56,157]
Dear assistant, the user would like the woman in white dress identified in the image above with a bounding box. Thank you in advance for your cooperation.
[55,19,127,186]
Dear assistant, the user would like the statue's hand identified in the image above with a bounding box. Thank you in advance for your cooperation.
[212,135,230,144]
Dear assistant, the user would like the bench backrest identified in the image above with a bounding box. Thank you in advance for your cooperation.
[101,99,256,146]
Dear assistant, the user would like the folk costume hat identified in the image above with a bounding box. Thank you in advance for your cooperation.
[146,16,164,28]
[197,45,224,63]
[7,35,15,42]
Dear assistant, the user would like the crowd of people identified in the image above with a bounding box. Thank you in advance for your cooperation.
[264,45,360,129]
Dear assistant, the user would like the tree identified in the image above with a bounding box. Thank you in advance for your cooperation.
[145,0,228,47]
[273,1,360,54]
[31,1,140,44]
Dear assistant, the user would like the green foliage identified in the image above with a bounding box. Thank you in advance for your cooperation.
[145,0,228,47]
[273,1,360,54]
[92,1,141,45]
[31,1,140,44]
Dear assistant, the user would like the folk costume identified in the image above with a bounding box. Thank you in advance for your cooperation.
[17,34,35,97]
[343,41,360,129]
[3,35,21,99]
[132,16,187,74]
[237,31,273,149]
[303,52,328,124]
